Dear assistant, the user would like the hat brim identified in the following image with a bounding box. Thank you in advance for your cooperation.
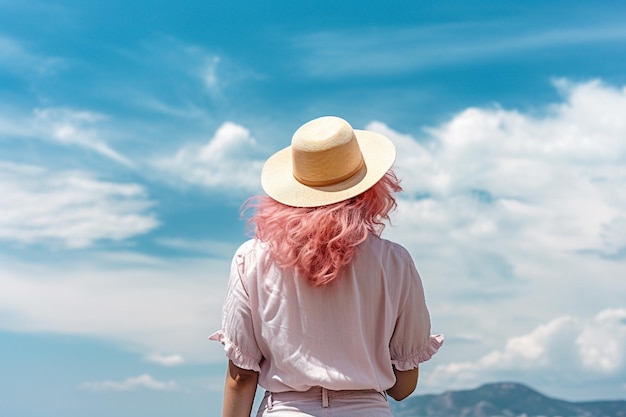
[261,129,396,207]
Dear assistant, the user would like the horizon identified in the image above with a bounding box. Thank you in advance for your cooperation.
[390,381,626,417]
[1,1,626,416]
[413,381,626,402]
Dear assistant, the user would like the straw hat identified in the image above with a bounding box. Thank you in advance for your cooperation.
[261,116,396,207]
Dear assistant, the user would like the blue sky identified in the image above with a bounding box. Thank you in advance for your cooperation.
[2,1,626,415]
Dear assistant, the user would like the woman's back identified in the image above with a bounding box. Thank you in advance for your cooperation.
[214,234,438,393]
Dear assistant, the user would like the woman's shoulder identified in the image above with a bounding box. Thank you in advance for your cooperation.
[234,238,256,254]
[361,235,413,265]
[362,235,413,261]
[357,236,420,286]
[233,238,271,264]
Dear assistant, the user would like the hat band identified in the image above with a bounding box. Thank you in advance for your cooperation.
[293,158,364,187]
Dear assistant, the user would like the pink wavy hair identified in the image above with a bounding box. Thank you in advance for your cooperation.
[243,170,402,286]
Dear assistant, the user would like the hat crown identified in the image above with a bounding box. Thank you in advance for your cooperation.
[291,116,364,187]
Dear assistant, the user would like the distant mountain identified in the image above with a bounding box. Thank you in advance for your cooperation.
[390,382,626,417]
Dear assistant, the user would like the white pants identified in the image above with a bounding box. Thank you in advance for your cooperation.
[256,387,393,417]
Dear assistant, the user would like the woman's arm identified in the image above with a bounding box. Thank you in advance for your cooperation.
[222,360,259,417]
[386,365,419,401]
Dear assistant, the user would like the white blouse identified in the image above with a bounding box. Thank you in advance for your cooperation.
[210,234,443,393]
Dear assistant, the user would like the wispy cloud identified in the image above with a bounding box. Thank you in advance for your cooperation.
[202,55,222,96]
[0,106,131,166]
[33,108,132,166]
[155,237,238,258]
[147,37,225,97]
[294,24,626,77]
[0,161,157,247]
[154,121,266,192]
[79,374,177,392]
[144,353,185,366]
[128,36,258,106]
[0,34,63,76]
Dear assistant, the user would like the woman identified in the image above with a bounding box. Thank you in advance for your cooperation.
[210,116,443,417]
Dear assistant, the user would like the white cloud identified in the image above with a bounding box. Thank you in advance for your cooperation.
[79,374,177,392]
[425,309,626,392]
[0,254,229,363]
[144,353,185,366]
[33,108,132,166]
[0,106,131,165]
[577,308,626,372]
[155,121,265,192]
[0,161,158,247]
[371,80,626,304]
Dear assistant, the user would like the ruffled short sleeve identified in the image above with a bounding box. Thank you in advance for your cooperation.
[389,254,443,371]
[209,242,263,372]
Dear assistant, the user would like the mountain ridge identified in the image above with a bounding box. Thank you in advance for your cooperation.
[390,382,626,417]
